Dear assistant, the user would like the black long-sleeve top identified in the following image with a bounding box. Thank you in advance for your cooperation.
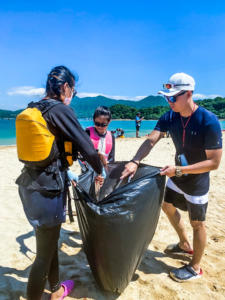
[44,101,102,174]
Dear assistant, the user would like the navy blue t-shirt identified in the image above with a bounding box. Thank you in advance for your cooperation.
[154,106,222,196]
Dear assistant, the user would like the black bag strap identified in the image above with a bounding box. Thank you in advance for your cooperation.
[67,188,74,223]
[28,99,61,115]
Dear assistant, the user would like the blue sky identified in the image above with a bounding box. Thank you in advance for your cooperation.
[1,0,225,109]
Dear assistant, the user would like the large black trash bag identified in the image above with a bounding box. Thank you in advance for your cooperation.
[73,162,166,293]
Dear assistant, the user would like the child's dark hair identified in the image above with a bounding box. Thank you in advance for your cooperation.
[93,106,112,121]
[45,65,78,99]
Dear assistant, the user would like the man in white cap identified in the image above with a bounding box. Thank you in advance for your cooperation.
[121,72,222,282]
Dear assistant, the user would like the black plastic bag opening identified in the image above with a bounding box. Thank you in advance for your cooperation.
[73,162,166,293]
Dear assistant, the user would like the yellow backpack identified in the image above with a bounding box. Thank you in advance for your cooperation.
[16,100,73,168]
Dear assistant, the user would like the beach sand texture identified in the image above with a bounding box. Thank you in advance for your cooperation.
[0,135,224,300]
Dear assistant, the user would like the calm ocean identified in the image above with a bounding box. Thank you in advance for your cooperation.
[0,119,225,146]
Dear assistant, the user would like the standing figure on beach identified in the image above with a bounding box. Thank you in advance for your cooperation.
[16,66,103,300]
[135,112,144,138]
[121,73,222,282]
[86,106,115,166]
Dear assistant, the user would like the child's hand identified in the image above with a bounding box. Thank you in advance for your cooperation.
[95,175,104,187]
[98,152,107,166]
[67,170,79,186]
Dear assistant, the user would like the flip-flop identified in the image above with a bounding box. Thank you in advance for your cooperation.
[59,280,74,300]
[170,265,203,282]
[164,243,194,255]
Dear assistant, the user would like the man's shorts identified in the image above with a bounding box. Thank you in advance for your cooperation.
[136,125,140,131]
[164,178,208,221]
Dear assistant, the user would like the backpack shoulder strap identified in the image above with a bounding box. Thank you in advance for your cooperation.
[28,99,62,115]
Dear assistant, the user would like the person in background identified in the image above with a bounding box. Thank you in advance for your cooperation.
[121,72,222,282]
[135,112,144,138]
[86,106,115,167]
[116,128,125,138]
[17,66,103,300]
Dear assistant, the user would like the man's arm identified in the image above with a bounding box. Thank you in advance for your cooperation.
[160,148,222,177]
[120,130,164,179]
[136,117,144,123]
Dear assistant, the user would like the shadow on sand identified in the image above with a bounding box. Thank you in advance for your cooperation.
[138,248,191,276]
[0,227,119,300]
[0,226,192,300]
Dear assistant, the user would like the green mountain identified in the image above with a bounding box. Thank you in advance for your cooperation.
[0,109,22,118]
[110,96,225,119]
[0,95,167,119]
[195,97,225,119]
[0,95,224,119]
[70,95,167,117]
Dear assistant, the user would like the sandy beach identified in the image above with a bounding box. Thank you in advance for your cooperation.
[0,135,224,300]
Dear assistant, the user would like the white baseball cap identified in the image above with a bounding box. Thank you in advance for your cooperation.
[158,72,195,97]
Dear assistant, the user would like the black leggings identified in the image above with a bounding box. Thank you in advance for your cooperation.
[27,224,61,300]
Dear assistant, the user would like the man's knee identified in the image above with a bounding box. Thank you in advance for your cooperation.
[190,220,205,230]
[162,201,176,214]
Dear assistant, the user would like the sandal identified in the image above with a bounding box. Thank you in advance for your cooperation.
[59,280,74,300]
[170,265,203,282]
[164,243,194,255]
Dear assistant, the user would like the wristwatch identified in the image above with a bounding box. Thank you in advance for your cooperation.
[175,166,183,177]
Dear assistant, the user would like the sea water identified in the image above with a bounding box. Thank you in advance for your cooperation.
[0,119,225,146]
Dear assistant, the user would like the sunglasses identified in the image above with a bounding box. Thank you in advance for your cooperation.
[94,121,108,127]
[163,83,191,90]
[165,91,186,103]
[72,89,77,98]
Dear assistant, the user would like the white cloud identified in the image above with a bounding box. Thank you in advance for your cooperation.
[7,86,45,96]
[77,92,103,98]
[7,88,223,102]
[77,92,147,101]
[6,88,147,100]
[193,93,222,100]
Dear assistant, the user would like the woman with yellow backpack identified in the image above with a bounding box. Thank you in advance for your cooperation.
[16,66,103,300]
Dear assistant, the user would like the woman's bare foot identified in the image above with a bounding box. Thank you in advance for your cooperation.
[50,286,64,300]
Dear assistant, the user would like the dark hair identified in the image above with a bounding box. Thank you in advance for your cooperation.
[45,65,78,99]
[93,106,112,121]
[136,112,141,116]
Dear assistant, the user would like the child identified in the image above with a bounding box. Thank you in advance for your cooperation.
[86,106,115,166]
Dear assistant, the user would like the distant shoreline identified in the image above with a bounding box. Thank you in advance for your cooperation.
[1,117,225,121]
[0,137,147,148]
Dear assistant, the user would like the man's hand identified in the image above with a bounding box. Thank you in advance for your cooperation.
[120,161,139,180]
[160,165,176,177]
[160,149,223,177]
[95,175,104,187]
